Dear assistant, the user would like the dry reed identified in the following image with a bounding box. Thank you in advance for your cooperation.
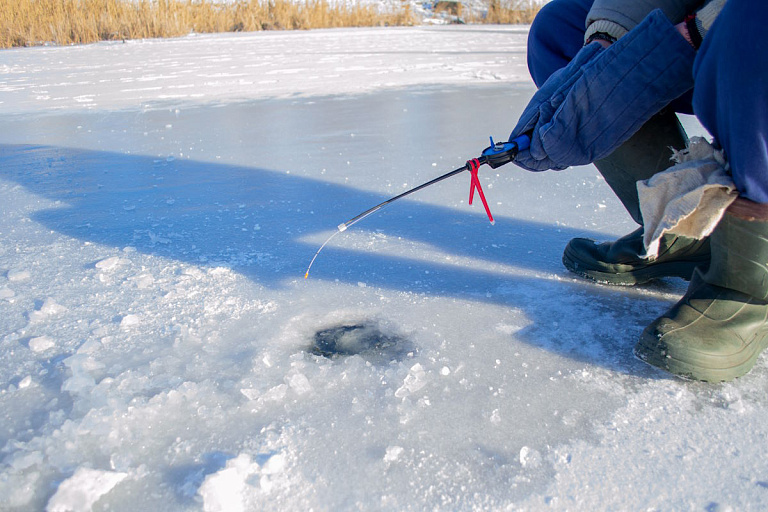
[481,0,539,24]
[0,0,415,48]
[0,0,539,49]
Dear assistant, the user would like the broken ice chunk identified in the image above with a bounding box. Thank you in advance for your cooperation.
[46,467,127,512]
[395,363,427,398]
[29,336,56,353]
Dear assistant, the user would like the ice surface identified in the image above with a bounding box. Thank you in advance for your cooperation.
[1,24,767,512]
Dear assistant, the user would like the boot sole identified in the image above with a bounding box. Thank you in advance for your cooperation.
[562,246,703,286]
[634,329,768,382]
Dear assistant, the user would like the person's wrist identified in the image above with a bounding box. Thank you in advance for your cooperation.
[585,31,616,48]
[675,21,693,47]
[678,13,702,49]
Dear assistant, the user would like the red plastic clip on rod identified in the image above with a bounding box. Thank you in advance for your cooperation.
[466,158,494,225]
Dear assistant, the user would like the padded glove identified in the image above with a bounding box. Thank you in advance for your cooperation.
[512,9,696,172]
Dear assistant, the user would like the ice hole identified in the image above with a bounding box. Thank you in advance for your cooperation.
[310,322,414,363]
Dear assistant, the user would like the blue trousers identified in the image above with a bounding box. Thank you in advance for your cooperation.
[527,0,768,203]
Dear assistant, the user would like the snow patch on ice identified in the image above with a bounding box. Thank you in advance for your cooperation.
[120,314,141,328]
[519,446,542,468]
[131,274,155,289]
[28,298,68,323]
[7,269,31,282]
[46,467,127,512]
[0,470,41,508]
[495,321,526,336]
[198,451,291,512]
[198,454,258,512]
[28,335,56,353]
[18,375,32,389]
[285,370,312,395]
[261,384,288,402]
[394,363,427,398]
[61,353,104,396]
[384,445,404,462]
[94,256,129,271]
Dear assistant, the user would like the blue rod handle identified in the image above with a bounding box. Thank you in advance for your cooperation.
[510,133,530,151]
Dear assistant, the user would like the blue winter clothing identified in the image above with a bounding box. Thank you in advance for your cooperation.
[692,0,768,203]
[526,0,592,88]
[515,41,605,171]
[523,0,768,203]
[513,9,696,172]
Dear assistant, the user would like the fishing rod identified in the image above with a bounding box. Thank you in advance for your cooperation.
[304,134,531,279]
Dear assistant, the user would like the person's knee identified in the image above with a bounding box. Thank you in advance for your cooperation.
[692,0,768,202]
[527,2,565,82]
[527,0,591,86]
[528,1,562,49]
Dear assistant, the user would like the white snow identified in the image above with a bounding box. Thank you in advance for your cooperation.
[384,445,405,462]
[7,270,31,282]
[95,256,127,270]
[46,467,128,512]
[1,23,767,512]
[28,335,56,353]
[198,454,258,512]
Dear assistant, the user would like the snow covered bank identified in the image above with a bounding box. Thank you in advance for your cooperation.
[1,25,767,511]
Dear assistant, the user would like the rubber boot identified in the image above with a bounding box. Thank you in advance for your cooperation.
[562,110,711,285]
[563,227,711,285]
[635,198,768,382]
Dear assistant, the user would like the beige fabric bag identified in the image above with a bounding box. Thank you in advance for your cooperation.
[638,136,738,258]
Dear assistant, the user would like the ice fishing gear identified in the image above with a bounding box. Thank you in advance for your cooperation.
[304,134,531,279]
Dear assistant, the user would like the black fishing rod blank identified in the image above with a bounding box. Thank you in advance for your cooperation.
[304,134,530,279]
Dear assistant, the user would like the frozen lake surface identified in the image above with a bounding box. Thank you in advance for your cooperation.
[1,26,767,511]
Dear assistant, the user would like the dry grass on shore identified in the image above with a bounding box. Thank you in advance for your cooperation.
[1,0,415,48]
[483,0,538,24]
[0,0,539,49]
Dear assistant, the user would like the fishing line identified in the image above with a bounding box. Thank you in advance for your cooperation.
[304,134,530,279]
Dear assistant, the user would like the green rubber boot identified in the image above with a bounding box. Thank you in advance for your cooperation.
[563,228,710,285]
[635,198,768,382]
[562,110,712,285]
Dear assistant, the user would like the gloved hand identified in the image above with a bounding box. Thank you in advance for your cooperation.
[512,9,697,172]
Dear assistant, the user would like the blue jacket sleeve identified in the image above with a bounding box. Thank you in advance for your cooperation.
[511,9,696,172]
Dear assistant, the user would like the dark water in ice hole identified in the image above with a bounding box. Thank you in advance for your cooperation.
[310,322,415,364]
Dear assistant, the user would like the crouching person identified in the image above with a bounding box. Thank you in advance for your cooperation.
[515,0,768,381]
